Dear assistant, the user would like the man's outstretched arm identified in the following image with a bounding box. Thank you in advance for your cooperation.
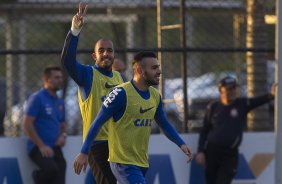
[73,87,126,175]
[61,2,91,86]
[154,98,193,163]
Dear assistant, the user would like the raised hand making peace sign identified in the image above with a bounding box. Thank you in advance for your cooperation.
[72,2,88,32]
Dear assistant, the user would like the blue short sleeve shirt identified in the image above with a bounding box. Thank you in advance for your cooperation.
[24,88,65,153]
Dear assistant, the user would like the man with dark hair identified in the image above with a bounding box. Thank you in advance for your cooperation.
[73,51,193,184]
[23,66,67,184]
[61,2,123,184]
[195,75,275,184]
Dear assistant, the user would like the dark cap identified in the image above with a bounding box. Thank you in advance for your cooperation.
[218,76,238,88]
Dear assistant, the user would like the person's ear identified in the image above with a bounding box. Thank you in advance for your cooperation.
[91,52,97,61]
[44,78,50,84]
[218,87,222,93]
[136,65,143,75]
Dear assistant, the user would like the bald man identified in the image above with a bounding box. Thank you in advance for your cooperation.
[61,2,123,184]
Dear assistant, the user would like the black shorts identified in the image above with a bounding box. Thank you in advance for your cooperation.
[88,142,116,184]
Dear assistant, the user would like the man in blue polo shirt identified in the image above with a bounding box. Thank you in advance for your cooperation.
[23,66,67,184]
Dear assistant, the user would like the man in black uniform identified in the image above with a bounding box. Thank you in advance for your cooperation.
[195,76,275,184]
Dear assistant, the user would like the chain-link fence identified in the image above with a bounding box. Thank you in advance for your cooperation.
[0,0,276,137]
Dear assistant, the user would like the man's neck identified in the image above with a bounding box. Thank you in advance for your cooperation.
[132,78,149,91]
[44,86,57,96]
[221,98,234,106]
[94,64,112,76]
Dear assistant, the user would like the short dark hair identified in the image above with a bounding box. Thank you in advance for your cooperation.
[132,51,157,67]
[43,66,62,80]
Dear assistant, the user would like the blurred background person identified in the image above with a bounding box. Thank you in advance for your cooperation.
[195,76,275,184]
[113,58,127,81]
[23,66,67,184]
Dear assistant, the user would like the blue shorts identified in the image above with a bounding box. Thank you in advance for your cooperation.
[110,162,148,184]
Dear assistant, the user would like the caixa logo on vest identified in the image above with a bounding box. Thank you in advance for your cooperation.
[133,119,152,127]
